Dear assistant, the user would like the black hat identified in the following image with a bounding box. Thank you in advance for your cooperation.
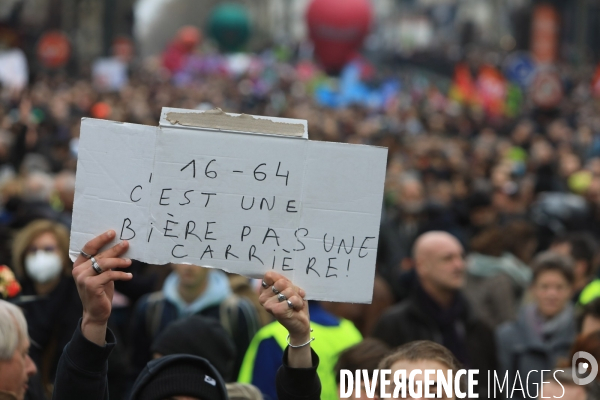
[131,354,228,400]
[150,315,236,381]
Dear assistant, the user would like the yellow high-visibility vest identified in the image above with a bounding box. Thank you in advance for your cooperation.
[580,279,600,305]
[238,318,362,400]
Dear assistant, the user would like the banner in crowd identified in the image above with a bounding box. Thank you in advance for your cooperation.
[69,108,387,303]
[0,48,28,90]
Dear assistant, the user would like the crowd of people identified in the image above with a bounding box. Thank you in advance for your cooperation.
[2,43,600,399]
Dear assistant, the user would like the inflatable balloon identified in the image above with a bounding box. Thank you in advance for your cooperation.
[306,0,372,74]
[207,3,251,53]
[162,26,201,73]
[37,31,70,69]
[177,25,201,52]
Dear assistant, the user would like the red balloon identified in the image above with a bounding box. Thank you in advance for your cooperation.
[306,0,372,73]
[176,26,201,52]
[37,31,70,69]
[162,26,202,73]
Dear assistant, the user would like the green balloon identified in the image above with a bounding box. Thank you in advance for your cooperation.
[207,3,251,52]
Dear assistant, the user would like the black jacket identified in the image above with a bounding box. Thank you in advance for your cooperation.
[372,285,498,398]
[20,277,82,385]
[52,319,320,400]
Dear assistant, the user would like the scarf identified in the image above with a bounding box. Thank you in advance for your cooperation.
[416,282,470,366]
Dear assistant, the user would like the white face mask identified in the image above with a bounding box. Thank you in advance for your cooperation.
[25,251,63,284]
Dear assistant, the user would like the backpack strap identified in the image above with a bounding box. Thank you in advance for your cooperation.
[144,291,166,339]
[219,295,242,338]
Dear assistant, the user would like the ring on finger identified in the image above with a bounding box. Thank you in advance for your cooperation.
[90,257,103,275]
[272,286,279,294]
[261,280,268,289]
[277,293,287,302]
[287,299,294,309]
[80,250,94,259]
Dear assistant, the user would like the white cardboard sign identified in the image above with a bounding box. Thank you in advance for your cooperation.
[70,108,387,303]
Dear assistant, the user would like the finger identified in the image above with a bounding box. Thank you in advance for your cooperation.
[263,296,290,315]
[285,295,305,311]
[262,290,285,309]
[266,294,305,315]
[261,271,287,291]
[258,288,273,306]
[260,273,292,298]
[89,270,133,286]
[260,278,293,304]
[80,257,132,278]
[298,287,306,298]
[264,286,300,307]
[271,278,292,294]
[75,230,115,266]
[258,280,289,305]
[96,240,129,260]
[291,285,306,299]
[272,282,305,299]
[270,287,296,305]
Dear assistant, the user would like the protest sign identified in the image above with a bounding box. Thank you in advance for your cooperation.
[0,49,28,91]
[70,108,387,303]
[92,57,128,91]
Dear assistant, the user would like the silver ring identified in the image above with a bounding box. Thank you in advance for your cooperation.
[90,257,102,275]
[80,250,94,259]
[272,286,279,294]
[261,280,268,289]
[277,293,287,302]
[287,299,294,309]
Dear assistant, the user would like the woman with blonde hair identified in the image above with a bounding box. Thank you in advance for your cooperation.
[11,219,81,397]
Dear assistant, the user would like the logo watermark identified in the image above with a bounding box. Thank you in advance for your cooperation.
[572,351,598,385]
[340,355,600,399]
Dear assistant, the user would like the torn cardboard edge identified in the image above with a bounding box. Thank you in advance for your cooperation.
[162,108,308,138]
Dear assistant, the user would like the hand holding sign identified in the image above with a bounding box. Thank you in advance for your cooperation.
[260,271,309,338]
[72,230,132,345]
[260,271,312,368]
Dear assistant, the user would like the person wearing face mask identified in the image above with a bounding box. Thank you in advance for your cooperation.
[10,219,82,398]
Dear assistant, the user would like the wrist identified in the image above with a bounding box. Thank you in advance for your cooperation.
[288,329,312,347]
[82,312,108,328]
[286,331,313,368]
[81,315,108,346]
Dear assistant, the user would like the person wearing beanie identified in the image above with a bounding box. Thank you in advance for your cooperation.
[150,315,237,382]
[130,355,228,400]
[51,231,321,400]
[130,262,261,378]
[149,315,266,399]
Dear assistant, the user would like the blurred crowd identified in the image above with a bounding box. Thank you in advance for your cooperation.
[4,46,600,399]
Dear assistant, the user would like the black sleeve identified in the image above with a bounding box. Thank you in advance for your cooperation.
[275,347,321,400]
[130,296,153,377]
[52,319,116,400]
[371,311,397,348]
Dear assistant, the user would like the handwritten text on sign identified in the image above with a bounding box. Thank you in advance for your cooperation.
[70,109,387,303]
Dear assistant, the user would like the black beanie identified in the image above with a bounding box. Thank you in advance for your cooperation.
[150,315,236,381]
[131,354,228,400]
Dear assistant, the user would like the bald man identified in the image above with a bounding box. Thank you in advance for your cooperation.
[372,231,497,398]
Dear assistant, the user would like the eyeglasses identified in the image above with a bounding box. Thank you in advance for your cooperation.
[27,246,58,254]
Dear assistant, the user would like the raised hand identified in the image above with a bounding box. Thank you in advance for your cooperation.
[72,230,132,345]
[259,271,312,367]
